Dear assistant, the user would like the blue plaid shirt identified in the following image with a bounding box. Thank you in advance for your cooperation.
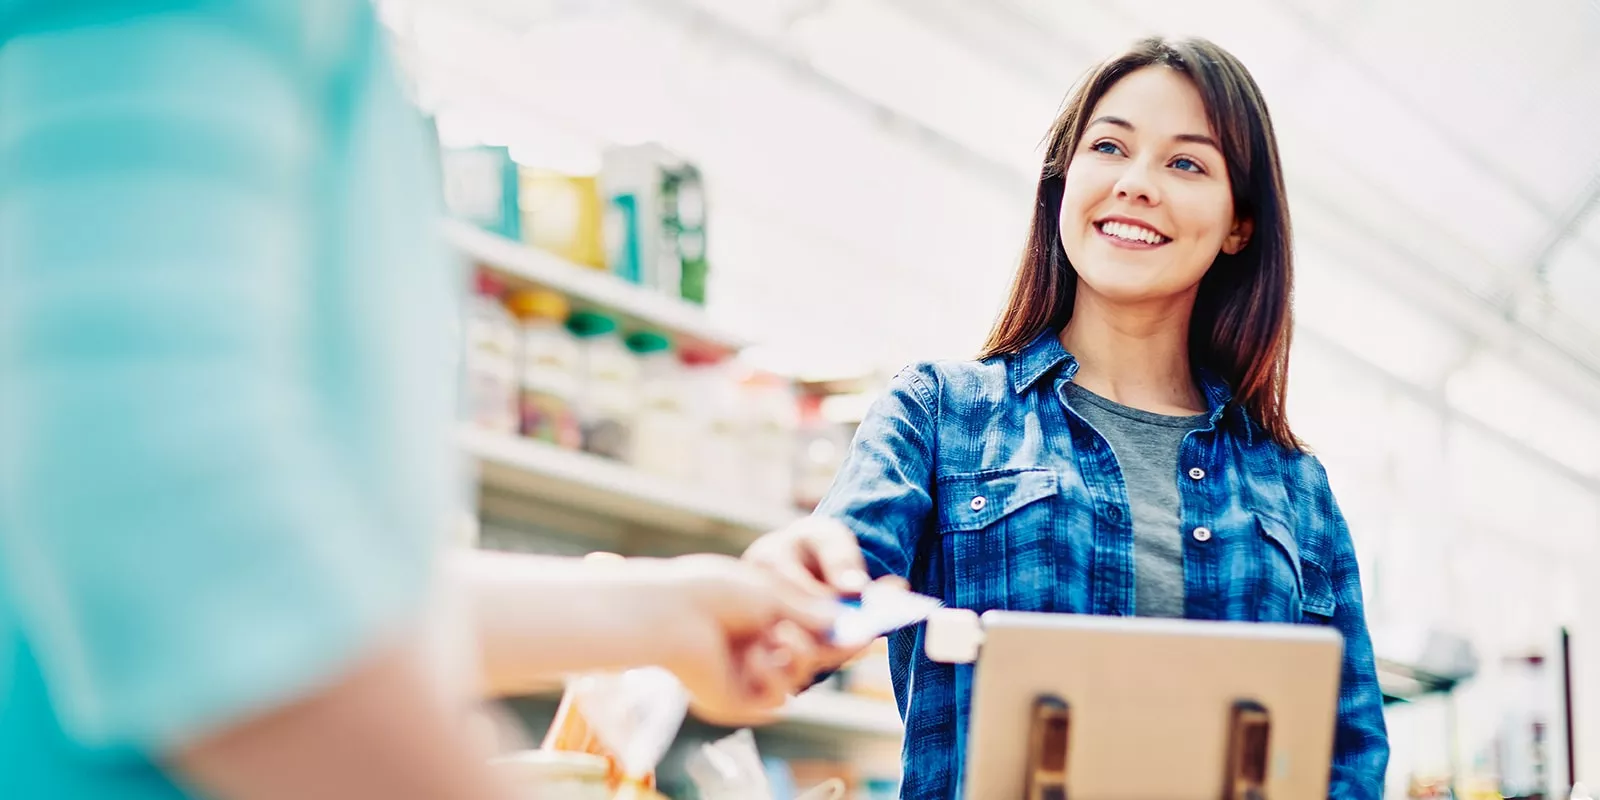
[815,331,1388,799]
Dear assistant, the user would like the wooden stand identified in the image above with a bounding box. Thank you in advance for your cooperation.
[1020,696,1272,800]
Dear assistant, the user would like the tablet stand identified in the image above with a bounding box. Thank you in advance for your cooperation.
[1021,696,1272,799]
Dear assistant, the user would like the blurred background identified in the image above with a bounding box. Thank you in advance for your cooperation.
[376,1,1599,797]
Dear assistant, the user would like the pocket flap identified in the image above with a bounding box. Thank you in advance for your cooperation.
[1302,560,1337,618]
[1255,513,1303,593]
[937,468,1058,533]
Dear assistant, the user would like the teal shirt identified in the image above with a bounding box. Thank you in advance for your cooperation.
[0,2,458,796]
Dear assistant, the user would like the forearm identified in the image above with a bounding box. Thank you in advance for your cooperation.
[171,644,508,800]
[456,550,685,695]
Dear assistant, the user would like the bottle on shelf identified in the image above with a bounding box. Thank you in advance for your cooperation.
[626,331,692,482]
[466,270,520,434]
[507,289,583,449]
[741,370,799,509]
[680,348,747,498]
[567,310,639,462]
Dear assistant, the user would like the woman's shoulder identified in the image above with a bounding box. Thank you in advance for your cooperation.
[888,355,1019,408]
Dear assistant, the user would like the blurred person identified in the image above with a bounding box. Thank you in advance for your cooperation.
[0,2,836,799]
[744,36,1389,798]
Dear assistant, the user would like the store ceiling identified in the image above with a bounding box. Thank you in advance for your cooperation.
[388,0,1600,396]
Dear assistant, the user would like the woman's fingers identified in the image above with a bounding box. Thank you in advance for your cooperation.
[797,519,871,594]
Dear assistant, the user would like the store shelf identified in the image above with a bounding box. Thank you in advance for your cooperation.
[779,690,903,739]
[446,220,747,354]
[461,426,802,546]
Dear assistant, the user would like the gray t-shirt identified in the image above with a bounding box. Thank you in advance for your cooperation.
[1064,383,1208,618]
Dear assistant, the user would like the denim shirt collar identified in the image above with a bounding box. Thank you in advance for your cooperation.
[1006,329,1256,444]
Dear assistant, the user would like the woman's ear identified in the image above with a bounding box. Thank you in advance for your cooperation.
[1222,217,1253,255]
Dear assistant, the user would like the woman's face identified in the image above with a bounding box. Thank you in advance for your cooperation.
[1058,66,1252,307]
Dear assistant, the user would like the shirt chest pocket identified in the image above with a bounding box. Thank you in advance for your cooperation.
[935,467,1061,613]
[1256,514,1338,624]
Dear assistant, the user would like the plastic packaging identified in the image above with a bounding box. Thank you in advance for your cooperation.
[542,667,689,797]
[465,270,520,433]
[686,729,774,800]
[626,331,691,481]
[831,583,944,649]
[507,289,582,448]
[567,311,639,460]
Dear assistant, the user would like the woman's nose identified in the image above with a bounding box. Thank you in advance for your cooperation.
[1112,158,1161,205]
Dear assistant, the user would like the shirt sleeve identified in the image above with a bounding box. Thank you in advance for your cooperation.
[1302,457,1391,799]
[0,6,434,750]
[813,364,940,580]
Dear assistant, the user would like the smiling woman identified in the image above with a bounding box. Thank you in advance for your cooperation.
[743,36,1389,799]
[983,37,1294,446]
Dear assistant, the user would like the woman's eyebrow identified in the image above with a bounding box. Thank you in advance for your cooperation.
[1086,115,1221,151]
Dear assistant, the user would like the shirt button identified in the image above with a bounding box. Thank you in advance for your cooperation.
[970,496,987,512]
[1106,506,1124,523]
[1188,467,1206,480]
[1192,526,1213,542]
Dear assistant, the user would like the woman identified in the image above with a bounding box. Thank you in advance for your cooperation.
[745,36,1389,798]
[0,2,833,798]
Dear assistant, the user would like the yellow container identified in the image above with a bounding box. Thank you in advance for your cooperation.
[519,170,608,270]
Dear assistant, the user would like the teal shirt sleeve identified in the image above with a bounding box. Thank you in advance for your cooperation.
[0,0,456,751]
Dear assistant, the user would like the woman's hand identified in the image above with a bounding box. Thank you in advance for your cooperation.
[641,555,845,726]
[741,518,908,682]
[743,517,878,596]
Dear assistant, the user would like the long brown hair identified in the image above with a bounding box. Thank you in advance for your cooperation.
[980,36,1299,450]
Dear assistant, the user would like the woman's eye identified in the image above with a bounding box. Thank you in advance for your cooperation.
[1170,157,1205,174]
[1090,140,1124,156]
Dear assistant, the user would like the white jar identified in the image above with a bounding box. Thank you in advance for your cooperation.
[627,331,692,482]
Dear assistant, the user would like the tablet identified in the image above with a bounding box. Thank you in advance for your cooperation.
[956,611,1343,800]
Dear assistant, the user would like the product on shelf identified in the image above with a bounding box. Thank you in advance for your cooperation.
[601,143,710,305]
[626,331,692,481]
[741,370,799,509]
[520,169,609,270]
[466,270,520,433]
[441,146,520,240]
[508,289,583,449]
[679,348,749,498]
[662,163,709,305]
[567,310,639,461]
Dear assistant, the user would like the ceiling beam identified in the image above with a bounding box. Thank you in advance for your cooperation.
[1496,171,1600,312]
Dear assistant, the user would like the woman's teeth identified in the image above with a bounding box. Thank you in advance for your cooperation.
[1098,221,1167,244]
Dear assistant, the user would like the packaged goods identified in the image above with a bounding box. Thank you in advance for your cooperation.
[466,270,520,433]
[520,169,608,270]
[567,311,639,461]
[542,668,689,798]
[602,144,710,304]
[442,145,520,239]
[626,331,692,481]
[507,289,582,448]
[680,349,747,495]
